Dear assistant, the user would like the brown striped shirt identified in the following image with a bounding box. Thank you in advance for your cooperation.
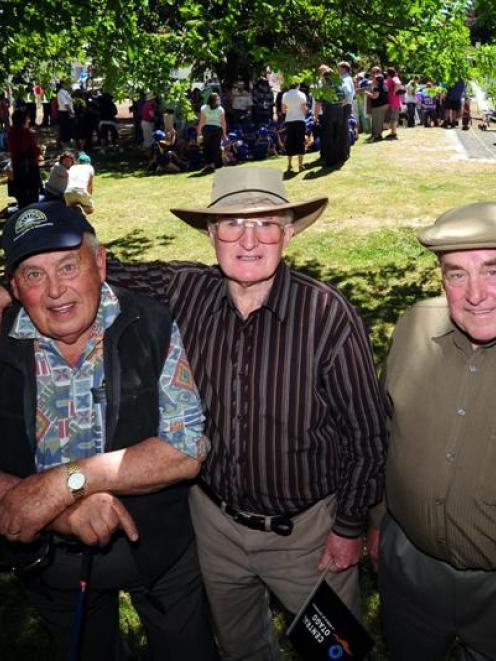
[107,260,386,537]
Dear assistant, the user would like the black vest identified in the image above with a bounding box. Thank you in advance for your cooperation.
[0,286,194,583]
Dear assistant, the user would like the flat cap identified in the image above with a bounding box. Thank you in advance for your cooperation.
[418,202,496,253]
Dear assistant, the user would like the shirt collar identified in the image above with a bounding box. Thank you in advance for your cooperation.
[263,261,291,321]
[208,261,291,322]
[9,281,120,341]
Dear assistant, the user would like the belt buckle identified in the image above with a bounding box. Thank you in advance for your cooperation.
[234,511,263,532]
[271,517,293,537]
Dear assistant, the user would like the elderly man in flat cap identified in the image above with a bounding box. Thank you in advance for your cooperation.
[377,202,496,661]
[103,167,386,660]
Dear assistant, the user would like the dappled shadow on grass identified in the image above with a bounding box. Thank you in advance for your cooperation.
[286,256,441,364]
[104,230,175,262]
[91,149,149,179]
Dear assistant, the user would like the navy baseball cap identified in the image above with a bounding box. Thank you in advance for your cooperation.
[2,201,95,273]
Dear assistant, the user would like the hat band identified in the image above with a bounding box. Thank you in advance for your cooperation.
[209,189,289,208]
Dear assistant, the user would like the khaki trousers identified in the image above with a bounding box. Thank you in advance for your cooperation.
[189,486,360,661]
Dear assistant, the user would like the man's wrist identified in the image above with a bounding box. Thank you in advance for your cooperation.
[332,513,364,539]
[64,462,87,500]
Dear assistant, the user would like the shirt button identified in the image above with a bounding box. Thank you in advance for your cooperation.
[468,365,478,373]
[457,408,466,416]
[446,452,455,462]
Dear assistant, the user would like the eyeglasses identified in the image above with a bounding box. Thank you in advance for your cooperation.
[214,218,286,244]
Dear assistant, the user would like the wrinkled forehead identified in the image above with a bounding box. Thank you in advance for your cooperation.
[439,248,496,268]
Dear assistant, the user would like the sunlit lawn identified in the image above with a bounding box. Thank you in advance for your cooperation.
[1,124,495,659]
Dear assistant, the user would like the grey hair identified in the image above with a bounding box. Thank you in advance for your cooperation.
[83,232,101,256]
[282,209,295,225]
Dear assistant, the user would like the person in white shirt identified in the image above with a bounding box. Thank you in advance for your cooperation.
[232,83,253,125]
[64,152,95,214]
[405,76,420,127]
[56,81,75,149]
[338,61,355,162]
[282,83,308,173]
[197,93,227,174]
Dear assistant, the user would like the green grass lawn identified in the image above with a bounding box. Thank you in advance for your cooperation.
[1,125,495,659]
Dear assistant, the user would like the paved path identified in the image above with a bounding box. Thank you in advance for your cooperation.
[453,121,496,161]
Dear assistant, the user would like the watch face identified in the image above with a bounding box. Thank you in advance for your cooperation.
[68,472,86,491]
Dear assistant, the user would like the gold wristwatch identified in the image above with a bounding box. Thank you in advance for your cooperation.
[65,462,87,499]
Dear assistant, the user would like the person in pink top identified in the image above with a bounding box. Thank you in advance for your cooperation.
[385,67,403,140]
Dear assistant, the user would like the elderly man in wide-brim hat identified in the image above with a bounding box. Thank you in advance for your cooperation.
[105,167,387,660]
[375,202,496,661]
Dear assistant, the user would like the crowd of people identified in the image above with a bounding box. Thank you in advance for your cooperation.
[136,63,362,175]
[0,65,474,213]
[356,71,470,140]
[134,65,472,174]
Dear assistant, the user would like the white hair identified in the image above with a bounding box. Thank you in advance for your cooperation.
[83,232,101,255]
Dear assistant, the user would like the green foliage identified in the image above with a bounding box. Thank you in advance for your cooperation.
[312,74,343,104]
[470,43,496,102]
[176,0,474,83]
[2,0,478,100]
[471,0,496,43]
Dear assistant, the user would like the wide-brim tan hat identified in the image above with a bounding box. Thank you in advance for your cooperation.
[171,167,328,234]
[418,202,496,252]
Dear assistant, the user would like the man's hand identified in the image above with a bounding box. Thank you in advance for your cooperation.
[51,493,139,547]
[318,531,363,573]
[365,527,380,572]
[0,469,69,543]
[0,472,22,501]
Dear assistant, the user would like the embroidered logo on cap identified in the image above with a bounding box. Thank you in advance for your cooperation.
[14,209,54,242]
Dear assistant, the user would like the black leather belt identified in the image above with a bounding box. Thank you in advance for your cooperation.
[199,482,294,537]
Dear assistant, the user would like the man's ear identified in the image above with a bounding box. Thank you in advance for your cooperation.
[9,278,20,302]
[282,224,295,249]
[96,246,107,283]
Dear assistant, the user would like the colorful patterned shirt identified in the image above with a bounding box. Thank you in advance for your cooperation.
[9,282,206,470]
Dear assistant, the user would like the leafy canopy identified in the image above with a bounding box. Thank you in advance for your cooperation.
[2,0,477,99]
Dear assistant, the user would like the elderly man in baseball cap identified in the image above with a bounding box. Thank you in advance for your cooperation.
[0,201,218,661]
[376,202,496,660]
[104,167,387,660]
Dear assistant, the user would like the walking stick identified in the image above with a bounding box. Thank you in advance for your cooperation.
[69,547,94,661]
[68,384,105,659]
